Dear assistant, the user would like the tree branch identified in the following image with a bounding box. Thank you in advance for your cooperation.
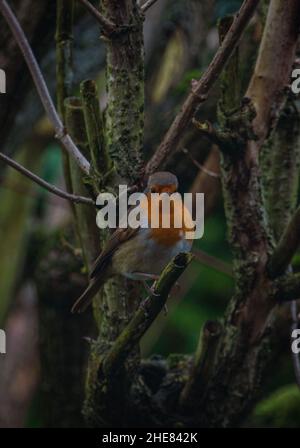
[189,146,221,218]
[246,0,300,145]
[179,320,222,412]
[182,148,220,179]
[76,0,116,35]
[0,0,90,175]
[145,0,260,174]
[276,272,300,303]
[80,79,112,185]
[140,0,159,13]
[102,0,144,184]
[192,249,233,278]
[194,2,300,426]
[0,152,96,207]
[102,253,193,377]
[0,151,94,206]
[268,206,300,278]
[192,118,243,154]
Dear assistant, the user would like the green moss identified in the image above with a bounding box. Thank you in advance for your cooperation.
[252,385,300,428]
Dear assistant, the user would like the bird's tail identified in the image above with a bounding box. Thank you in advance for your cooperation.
[71,275,106,313]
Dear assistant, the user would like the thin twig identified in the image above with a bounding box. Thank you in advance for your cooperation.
[0,0,90,175]
[182,148,220,179]
[0,152,95,206]
[76,0,116,35]
[192,249,233,277]
[140,0,159,13]
[146,0,260,174]
[268,206,300,278]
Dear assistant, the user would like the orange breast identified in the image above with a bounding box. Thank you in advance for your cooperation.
[145,193,194,247]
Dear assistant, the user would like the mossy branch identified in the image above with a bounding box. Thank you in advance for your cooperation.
[192,118,242,155]
[56,0,74,120]
[56,0,78,214]
[268,206,300,278]
[102,253,193,377]
[80,79,112,186]
[179,320,222,412]
[275,272,300,302]
[261,100,300,241]
[102,0,144,184]
[76,0,116,35]
[64,97,101,268]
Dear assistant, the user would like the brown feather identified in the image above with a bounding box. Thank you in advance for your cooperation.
[72,227,139,313]
[89,227,138,279]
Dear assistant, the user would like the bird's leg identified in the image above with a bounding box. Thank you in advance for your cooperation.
[171,282,181,294]
[142,280,156,296]
[132,272,159,282]
[139,296,151,317]
[131,272,160,296]
[133,272,170,316]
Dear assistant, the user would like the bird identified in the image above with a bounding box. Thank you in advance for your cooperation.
[71,171,194,313]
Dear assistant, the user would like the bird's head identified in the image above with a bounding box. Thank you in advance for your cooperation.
[146,171,178,194]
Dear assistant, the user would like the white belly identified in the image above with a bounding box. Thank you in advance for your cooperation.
[112,228,192,279]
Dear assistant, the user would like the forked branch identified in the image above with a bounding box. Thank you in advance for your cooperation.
[76,0,116,35]
[146,0,260,174]
[0,0,90,174]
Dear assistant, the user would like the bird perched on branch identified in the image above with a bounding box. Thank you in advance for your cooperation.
[71,171,194,313]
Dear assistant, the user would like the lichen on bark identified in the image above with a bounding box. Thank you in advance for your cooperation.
[101,0,144,185]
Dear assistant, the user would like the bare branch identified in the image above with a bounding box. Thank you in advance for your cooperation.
[0,0,90,175]
[140,0,159,13]
[102,253,193,377]
[145,0,260,174]
[190,146,221,218]
[192,249,233,277]
[0,151,95,206]
[268,206,300,278]
[76,0,116,35]
[181,148,220,179]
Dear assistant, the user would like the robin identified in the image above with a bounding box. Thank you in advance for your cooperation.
[71,171,194,313]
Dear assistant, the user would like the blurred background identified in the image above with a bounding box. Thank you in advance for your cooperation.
[0,0,299,428]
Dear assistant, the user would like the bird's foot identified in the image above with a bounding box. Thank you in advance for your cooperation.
[139,296,151,317]
[171,281,181,295]
[163,304,168,315]
[142,280,160,297]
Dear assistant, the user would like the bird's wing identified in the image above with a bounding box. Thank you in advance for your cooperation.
[89,226,139,279]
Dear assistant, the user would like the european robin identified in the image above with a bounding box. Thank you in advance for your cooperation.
[71,171,194,313]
